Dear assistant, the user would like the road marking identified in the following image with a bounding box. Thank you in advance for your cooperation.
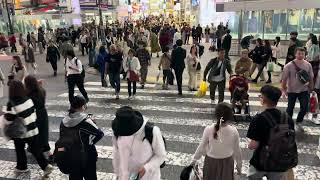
[0,159,116,180]
[0,139,318,180]
[58,92,296,108]
[47,110,320,136]
[85,82,157,88]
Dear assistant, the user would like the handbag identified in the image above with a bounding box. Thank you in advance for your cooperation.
[129,70,139,82]
[196,62,201,71]
[267,61,274,72]
[3,102,27,139]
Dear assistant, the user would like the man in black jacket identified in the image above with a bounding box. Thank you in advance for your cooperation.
[203,49,233,103]
[196,24,203,43]
[222,29,232,60]
[171,40,186,95]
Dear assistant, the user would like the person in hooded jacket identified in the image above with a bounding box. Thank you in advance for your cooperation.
[96,46,108,87]
[112,106,166,180]
[62,96,104,180]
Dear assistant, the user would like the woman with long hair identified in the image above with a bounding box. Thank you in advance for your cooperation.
[5,80,53,176]
[192,103,242,180]
[24,75,51,160]
[9,56,27,83]
[187,45,200,91]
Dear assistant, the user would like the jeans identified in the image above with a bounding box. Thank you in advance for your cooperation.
[210,80,226,102]
[287,91,309,123]
[248,166,285,180]
[67,74,89,103]
[88,49,96,67]
[140,65,148,85]
[13,136,48,170]
[174,68,184,94]
[109,72,121,93]
[128,80,137,96]
[253,63,266,81]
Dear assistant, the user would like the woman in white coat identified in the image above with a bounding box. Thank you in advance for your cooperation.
[187,45,200,91]
[112,106,166,180]
[123,49,141,100]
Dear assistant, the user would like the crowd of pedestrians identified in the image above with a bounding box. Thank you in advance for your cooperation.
[0,15,319,180]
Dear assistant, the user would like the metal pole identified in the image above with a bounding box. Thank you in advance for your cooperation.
[5,0,13,34]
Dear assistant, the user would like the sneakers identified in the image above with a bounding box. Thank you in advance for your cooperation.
[140,85,145,89]
[128,96,132,100]
[116,94,120,100]
[15,168,30,173]
[53,71,57,76]
[211,100,215,104]
[43,164,54,177]
[266,80,272,84]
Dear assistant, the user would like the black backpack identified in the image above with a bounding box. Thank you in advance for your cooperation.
[259,111,298,172]
[54,120,87,174]
[292,61,310,85]
[198,44,204,57]
[144,122,167,168]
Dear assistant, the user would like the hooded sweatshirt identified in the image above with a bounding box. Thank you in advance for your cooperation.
[62,112,104,158]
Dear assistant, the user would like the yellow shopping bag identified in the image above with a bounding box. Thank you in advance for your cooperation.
[195,81,208,98]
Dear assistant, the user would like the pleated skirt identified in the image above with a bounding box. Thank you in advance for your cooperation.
[203,155,234,180]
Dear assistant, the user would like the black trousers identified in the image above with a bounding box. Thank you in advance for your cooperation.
[225,48,230,60]
[185,35,190,44]
[67,74,89,103]
[81,43,88,56]
[69,156,97,180]
[174,68,184,94]
[13,135,48,170]
[11,43,17,53]
[49,60,57,72]
[217,38,222,49]
[209,80,226,102]
[128,80,137,96]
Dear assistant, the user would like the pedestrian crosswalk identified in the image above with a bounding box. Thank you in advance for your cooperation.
[0,82,319,180]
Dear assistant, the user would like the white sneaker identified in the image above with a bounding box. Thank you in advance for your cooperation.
[15,168,30,173]
[116,94,120,100]
[132,95,135,100]
[128,96,132,100]
[211,100,215,104]
[43,164,54,177]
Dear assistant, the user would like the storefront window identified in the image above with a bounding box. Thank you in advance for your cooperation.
[313,8,320,34]
[263,10,287,40]
[242,11,263,38]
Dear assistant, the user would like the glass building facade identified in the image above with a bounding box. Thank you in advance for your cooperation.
[226,8,320,40]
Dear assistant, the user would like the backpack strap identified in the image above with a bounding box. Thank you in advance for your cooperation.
[291,61,301,72]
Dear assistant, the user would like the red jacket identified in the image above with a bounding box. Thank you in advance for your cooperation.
[9,35,16,44]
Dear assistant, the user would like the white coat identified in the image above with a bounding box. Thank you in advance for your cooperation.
[123,56,141,80]
[112,120,166,180]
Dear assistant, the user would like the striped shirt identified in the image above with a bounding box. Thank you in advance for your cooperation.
[6,98,39,138]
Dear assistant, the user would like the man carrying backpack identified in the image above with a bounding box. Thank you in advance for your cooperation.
[54,96,104,180]
[247,85,298,180]
[281,47,314,132]
[112,106,166,180]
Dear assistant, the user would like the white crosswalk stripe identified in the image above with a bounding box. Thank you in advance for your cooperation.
[0,81,318,180]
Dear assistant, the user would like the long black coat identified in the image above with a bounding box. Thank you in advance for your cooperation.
[46,46,60,63]
[171,47,187,70]
[28,89,50,152]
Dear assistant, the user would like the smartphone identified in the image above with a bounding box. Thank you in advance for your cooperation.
[129,173,138,180]
[87,113,93,119]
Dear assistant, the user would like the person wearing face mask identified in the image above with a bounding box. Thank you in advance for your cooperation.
[136,41,151,89]
[123,49,141,100]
